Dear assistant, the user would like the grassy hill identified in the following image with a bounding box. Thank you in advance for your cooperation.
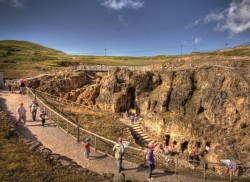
[0,40,72,78]
[1,40,250,79]
[0,40,175,78]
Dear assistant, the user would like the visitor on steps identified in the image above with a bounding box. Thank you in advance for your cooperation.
[129,114,134,124]
[159,141,165,155]
[29,99,39,121]
[146,143,155,180]
[16,102,27,126]
[39,109,47,127]
[81,138,91,161]
[113,137,124,173]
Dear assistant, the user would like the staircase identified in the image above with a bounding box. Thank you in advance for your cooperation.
[127,121,158,148]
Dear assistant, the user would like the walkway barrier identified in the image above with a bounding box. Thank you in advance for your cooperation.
[26,87,166,167]
[33,89,93,110]
[164,156,250,181]
[25,87,250,181]
[77,65,152,72]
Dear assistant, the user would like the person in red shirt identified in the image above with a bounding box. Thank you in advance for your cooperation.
[81,138,91,160]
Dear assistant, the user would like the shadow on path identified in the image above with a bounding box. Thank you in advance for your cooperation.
[0,89,40,142]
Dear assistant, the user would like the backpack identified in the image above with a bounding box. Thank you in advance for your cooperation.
[114,143,124,159]
[31,104,37,112]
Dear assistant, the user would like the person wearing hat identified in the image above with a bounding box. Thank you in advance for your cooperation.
[146,143,155,180]
[81,138,91,160]
[29,99,39,121]
[19,80,26,94]
[113,137,125,173]
[39,109,47,127]
[16,102,27,126]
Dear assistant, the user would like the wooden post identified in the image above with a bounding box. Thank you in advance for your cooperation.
[34,89,37,101]
[175,158,178,175]
[203,162,206,179]
[229,164,232,182]
[49,109,52,120]
[57,115,59,127]
[94,136,97,151]
[76,116,79,143]
[67,122,69,134]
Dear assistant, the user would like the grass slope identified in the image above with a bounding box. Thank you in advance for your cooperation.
[1,40,250,79]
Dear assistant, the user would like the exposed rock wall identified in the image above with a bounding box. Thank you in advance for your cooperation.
[27,64,250,165]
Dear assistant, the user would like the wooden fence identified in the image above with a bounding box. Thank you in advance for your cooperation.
[26,87,166,166]
[26,87,250,181]
[77,65,152,72]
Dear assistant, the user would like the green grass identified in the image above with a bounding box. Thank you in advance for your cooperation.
[1,40,250,79]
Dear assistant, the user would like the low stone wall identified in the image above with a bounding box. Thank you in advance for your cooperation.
[6,126,115,181]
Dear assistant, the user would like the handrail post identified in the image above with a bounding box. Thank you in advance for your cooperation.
[203,162,206,179]
[229,164,232,182]
[67,122,69,134]
[57,115,59,127]
[94,136,97,151]
[175,158,178,175]
[34,89,37,101]
[49,109,52,120]
[76,116,79,143]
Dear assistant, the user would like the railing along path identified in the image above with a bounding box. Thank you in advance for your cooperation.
[26,87,250,181]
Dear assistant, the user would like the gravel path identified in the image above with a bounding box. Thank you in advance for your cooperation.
[0,89,223,182]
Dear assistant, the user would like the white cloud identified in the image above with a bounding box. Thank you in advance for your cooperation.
[101,0,144,10]
[0,0,26,8]
[194,37,202,44]
[185,19,200,29]
[204,0,250,35]
[10,0,26,8]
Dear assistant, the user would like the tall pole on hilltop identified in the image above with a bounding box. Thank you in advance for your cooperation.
[105,48,107,56]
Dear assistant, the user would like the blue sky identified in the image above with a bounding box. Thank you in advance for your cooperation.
[0,0,250,56]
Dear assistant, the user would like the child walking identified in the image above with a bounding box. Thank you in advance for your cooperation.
[39,110,46,127]
[81,138,91,160]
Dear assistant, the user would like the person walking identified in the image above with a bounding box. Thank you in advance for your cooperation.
[113,137,124,173]
[19,79,26,94]
[7,81,12,93]
[16,102,27,126]
[39,109,47,127]
[29,99,39,121]
[81,138,91,161]
[146,143,155,180]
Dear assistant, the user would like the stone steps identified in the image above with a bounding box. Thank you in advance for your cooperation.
[127,122,157,148]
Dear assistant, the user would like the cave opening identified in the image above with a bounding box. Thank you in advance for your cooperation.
[195,142,201,148]
[165,134,170,146]
[127,87,136,110]
[205,141,211,147]
[197,106,205,114]
[173,141,177,145]
[181,141,189,152]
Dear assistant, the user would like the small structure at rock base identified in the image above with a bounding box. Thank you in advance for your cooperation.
[0,72,3,89]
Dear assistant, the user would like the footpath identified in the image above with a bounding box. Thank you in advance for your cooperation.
[0,89,222,182]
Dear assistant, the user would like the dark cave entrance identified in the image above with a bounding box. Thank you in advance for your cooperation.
[181,141,189,152]
[127,87,136,110]
[165,134,170,146]
[195,142,201,148]
[205,141,211,148]
[118,87,136,112]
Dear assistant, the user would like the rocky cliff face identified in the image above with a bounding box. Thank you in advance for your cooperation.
[27,63,250,165]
